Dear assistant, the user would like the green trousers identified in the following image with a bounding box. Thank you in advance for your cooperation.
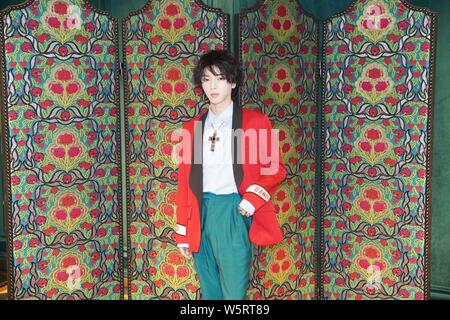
[193,192,253,300]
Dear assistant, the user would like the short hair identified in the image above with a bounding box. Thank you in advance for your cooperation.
[193,50,242,91]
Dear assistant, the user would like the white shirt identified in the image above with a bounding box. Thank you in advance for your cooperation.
[202,101,255,215]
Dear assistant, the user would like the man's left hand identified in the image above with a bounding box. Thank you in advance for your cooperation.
[238,205,252,217]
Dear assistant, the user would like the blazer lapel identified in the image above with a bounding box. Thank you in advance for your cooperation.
[189,109,208,216]
[232,102,244,191]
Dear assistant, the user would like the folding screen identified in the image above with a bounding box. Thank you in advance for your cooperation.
[123,0,228,300]
[1,0,436,301]
[320,0,435,299]
[239,0,319,300]
[0,0,124,299]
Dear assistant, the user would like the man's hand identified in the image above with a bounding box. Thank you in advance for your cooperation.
[238,205,251,217]
[179,247,192,260]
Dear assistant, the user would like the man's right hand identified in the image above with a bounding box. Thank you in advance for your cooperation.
[179,247,192,260]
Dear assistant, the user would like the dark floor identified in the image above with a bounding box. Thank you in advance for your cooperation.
[0,260,6,299]
[0,283,7,300]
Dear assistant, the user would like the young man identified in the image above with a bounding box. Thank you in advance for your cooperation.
[175,50,286,300]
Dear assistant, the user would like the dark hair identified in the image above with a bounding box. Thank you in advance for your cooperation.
[193,50,242,93]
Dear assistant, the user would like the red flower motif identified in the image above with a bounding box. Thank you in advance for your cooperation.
[276,249,286,261]
[53,1,68,15]
[85,23,94,32]
[61,194,76,207]
[173,18,186,30]
[404,42,415,52]
[374,142,387,153]
[31,87,42,96]
[58,46,68,56]
[277,6,287,17]
[159,19,171,30]
[21,43,32,52]
[163,265,175,276]
[5,42,14,53]
[359,141,371,152]
[58,132,75,145]
[358,258,370,269]
[87,86,97,96]
[183,34,195,43]
[66,82,80,94]
[49,83,64,95]
[166,4,179,16]
[56,69,73,81]
[364,247,380,259]
[176,266,189,278]
[397,20,408,30]
[193,21,202,30]
[56,271,69,281]
[344,23,354,32]
[47,17,61,28]
[379,18,390,29]
[375,81,388,92]
[281,260,290,271]
[271,264,280,273]
[272,19,281,30]
[364,188,380,200]
[166,68,181,81]
[161,82,173,94]
[271,83,281,93]
[283,20,291,31]
[422,42,430,51]
[366,128,381,140]
[69,207,82,219]
[28,20,39,30]
[368,68,382,79]
[259,21,266,31]
[276,69,287,80]
[282,83,291,93]
[54,209,67,221]
[175,82,187,94]
[151,35,162,44]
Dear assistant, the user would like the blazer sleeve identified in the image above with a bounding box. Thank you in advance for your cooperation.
[242,114,287,213]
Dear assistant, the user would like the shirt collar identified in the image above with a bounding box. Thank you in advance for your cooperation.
[207,101,233,125]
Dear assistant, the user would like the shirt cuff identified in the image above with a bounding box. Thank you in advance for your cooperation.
[177,243,189,248]
[239,199,255,216]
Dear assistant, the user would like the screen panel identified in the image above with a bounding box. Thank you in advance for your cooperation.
[239,0,319,300]
[123,0,228,300]
[0,0,124,299]
[321,0,436,300]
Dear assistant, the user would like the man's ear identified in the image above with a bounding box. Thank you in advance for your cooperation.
[232,83,236,89]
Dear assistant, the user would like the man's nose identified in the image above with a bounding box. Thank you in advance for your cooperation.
[209,79,217,90]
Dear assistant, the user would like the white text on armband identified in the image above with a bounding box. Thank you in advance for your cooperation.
[246,184,270,202]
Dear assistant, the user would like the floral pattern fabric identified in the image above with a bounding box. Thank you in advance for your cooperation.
[123,0,227,300]
[321,0,435,300]
[1,0,123,299]
[1,0,435,301]
[239,0,319,300]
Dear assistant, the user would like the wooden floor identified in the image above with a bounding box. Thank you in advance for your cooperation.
[0,284,7,300]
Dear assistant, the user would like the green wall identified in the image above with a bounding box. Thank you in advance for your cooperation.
[0,0,448,298]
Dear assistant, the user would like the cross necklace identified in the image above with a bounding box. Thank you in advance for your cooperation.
[208,120,224,152]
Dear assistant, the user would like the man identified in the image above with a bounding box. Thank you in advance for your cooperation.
[174,50,286,300]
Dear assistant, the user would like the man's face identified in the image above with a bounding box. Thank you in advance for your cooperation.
[200,65,236,106]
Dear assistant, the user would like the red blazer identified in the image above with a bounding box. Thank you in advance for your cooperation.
[175,103,287,253]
